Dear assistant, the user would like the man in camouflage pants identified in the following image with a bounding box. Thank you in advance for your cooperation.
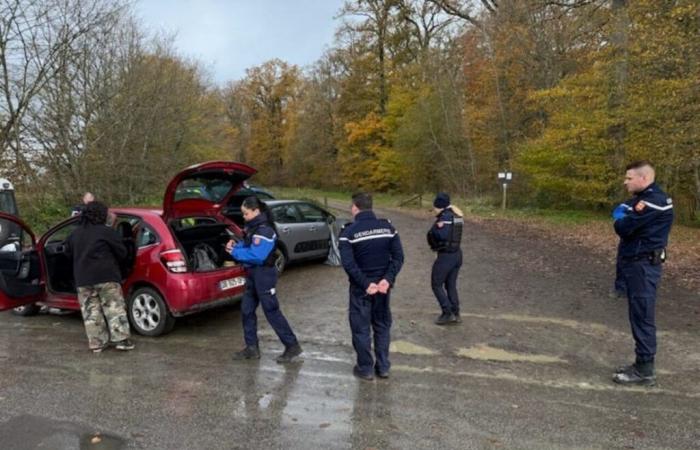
[77,282,131,350]
[66,201,134,353]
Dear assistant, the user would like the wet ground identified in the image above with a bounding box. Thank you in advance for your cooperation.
[1,206,699,449]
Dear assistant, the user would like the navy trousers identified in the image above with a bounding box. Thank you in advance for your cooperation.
[431,250,462,315]
[620,258,662,363]
[241,266,297,348]
[349,285,392,376]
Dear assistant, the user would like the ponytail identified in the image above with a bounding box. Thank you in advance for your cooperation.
[242,196,277,233]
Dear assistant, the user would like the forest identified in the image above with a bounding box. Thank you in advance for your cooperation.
[1,0,698,228]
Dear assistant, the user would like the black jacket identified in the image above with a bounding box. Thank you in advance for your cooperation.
[65,223,128,287]
[338,210,404,290]
[614,182,674,258]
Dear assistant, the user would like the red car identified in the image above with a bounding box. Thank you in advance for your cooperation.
[0,161,257,336]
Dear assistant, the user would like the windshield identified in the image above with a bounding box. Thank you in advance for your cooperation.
[173,177,233,203]
[0,191,18,215]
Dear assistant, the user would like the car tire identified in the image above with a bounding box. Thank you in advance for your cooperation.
[11,303,40,316]
[273,248,288,274]
[128,287,176,336]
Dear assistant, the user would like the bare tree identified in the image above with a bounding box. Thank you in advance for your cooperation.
[0,0,125,180]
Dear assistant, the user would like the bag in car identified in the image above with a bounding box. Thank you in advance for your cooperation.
[190,243,218,271]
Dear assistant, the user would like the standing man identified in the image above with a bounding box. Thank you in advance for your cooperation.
[65,201,134,352]
[339,193,404,381]
[71,192,95,216]
[612,161,673,386]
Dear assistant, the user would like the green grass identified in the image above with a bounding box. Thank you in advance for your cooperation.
[267,186,610,225]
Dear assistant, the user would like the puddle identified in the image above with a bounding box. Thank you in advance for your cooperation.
[258,393,273,409]
[456,344,566,364]
[389,340,438,355]
[0,415,127,449]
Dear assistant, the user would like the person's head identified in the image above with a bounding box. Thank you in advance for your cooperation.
[82,201,109,225]
[241,196,265,223]
[82,192,95,204]
[351,192,372,217]
[624,161,655,194]
[433,192,450,212]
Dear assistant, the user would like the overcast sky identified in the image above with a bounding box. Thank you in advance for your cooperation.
[136,0,346,85]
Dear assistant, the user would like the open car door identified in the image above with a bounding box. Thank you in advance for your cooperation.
[0,213,45,310]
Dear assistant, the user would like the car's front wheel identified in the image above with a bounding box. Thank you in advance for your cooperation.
[11,303,40,316]
[128,287,175,336]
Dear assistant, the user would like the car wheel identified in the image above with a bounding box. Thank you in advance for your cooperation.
[128,287,175,336]
[11,303,40,316]
[273,248,287,274]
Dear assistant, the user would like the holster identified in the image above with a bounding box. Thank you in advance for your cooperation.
[650,248,666,266]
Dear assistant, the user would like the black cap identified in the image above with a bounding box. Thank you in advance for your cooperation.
[433,192,450,209]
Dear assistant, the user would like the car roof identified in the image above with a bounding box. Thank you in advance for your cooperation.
[111,207,164,217]
[264,200,309,207]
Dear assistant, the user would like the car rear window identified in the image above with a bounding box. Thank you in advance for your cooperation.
[174,177,233,203]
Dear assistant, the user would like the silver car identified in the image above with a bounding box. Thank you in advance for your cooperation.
[265,200,345,273]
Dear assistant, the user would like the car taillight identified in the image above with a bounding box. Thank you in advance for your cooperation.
[160,249,187,273]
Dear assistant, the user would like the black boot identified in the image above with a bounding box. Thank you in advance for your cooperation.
[232,345,260,360]
[615,363,635,374]
[451,313,462,324]
[276,343,302,363]
[435,312,454,325]
[353,366,374,381]
[613,361,656,386]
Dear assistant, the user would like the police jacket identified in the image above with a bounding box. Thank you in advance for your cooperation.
[65,223,128,287]
[427,207,463,253]
[232,214,276,268]
[339,210,404,290]
[614,182,674,259]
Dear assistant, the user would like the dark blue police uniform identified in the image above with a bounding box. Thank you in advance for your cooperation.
[427,207,464,322]
[231,215,298,349]
[613,182,673,377]
[339,210,404,378]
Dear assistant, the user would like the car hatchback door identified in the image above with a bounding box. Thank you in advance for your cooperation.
[0,213,45,310]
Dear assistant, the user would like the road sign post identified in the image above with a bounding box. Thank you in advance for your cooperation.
[498,171,513,210]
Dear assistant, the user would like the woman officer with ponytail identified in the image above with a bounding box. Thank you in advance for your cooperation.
[226,196,302,363]
[427,192,465,325]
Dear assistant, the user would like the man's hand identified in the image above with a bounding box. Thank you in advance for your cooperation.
[377,279,391,294]
[366,283,379,295]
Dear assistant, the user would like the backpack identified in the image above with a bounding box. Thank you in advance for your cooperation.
[191,243,218,271]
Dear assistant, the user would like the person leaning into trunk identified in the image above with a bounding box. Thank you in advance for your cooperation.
[64,201,134,353]
[611,161,674,386]
[339,193,404,381]
[427,192,464,325]
[225,196,302,363]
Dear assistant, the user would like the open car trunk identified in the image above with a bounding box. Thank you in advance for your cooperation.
[169,218,238,272]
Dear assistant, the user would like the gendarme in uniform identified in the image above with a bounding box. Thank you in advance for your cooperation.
[339,201,404,380]
[612,165,673,386]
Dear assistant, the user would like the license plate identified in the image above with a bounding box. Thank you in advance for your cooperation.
[219,277,245,291]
